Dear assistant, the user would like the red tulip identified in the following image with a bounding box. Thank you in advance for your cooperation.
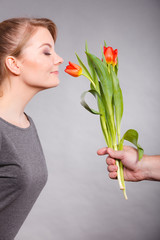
[103,46,118,66]
[65,62,82,77]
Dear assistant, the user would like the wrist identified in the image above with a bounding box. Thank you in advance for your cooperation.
[138,154,160,181]
[137,154,151,181]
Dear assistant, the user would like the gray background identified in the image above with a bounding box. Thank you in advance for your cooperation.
[0,0,160,239]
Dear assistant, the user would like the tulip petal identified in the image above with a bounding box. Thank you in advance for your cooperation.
[103,46,118,66]
[65,62,82,77]
[65,65,73,69]
[65,68,81,77]
[69,62,81,71]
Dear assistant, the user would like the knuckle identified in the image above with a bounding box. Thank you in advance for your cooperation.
[106,157,114,165]
[109,172,117,179]
[106,158,110,165]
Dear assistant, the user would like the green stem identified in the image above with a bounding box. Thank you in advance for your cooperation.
[109,113,123,190]
[112,121,128,199]
[82,73,97,90]
[118,134,128,200]
[120,161,128,200]
[100,116,112,147]
[107,64,111,74]
[113,143,124,190]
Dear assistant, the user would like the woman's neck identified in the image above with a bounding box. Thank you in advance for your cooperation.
[0,77,39,127]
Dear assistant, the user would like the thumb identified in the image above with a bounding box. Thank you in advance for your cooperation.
[107,148,124,160]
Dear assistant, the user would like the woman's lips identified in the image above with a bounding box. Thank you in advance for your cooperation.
[51,71,59,75]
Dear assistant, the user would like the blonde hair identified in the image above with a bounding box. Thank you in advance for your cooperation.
[0,17,57,82]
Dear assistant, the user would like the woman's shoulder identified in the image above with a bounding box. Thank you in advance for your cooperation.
[0,124,2,151]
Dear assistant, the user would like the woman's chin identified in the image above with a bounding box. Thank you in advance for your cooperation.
[43,79,60,89]
[50,78,60,88]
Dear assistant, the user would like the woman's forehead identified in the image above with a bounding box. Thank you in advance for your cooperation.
[23,27,54,49]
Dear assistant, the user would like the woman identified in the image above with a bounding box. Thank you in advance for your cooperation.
[0,17,63,239]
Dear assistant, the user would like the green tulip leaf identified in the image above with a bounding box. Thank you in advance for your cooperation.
[85,42,100,92]
[120,129,144,160]
[115,57,119,75]
[86,52,116,140]
[111,67,123,141]
[85,53,113,109]
[81,90,102,115]
[75,52,92,80]
[104,40,107,47]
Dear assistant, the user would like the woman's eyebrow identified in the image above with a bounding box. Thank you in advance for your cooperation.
[39,43,52,48]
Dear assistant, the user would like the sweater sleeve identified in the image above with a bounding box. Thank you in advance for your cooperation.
[0,134,24,212]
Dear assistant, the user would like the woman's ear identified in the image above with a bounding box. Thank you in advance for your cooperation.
[5,56,21,75]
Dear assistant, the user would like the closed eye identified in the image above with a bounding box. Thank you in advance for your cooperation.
[44,52,51,56]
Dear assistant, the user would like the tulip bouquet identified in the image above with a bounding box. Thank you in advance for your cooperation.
[65,42,143,199]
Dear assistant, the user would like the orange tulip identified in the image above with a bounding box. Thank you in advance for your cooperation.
[103,46,118,66]
[65,62,82,77]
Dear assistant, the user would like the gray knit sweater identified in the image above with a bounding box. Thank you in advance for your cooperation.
[0,114,48,240]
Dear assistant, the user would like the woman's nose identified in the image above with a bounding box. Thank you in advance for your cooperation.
[54,53,64,65]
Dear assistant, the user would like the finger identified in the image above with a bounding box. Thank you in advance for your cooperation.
[109,172,117,179]
[107,165,118,172]
[107,148,124,160]
[97,147,109,155]
[106,157,116,166]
